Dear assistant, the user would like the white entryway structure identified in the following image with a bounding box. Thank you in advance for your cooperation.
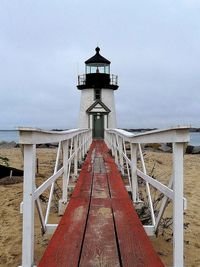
[77,47,118,138]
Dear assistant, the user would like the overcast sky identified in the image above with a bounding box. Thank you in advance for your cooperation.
[0,0,200,129]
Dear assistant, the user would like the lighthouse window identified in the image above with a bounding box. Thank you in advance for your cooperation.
[95,89,101,100]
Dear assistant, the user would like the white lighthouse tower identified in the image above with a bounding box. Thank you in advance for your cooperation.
[77,47,118,138]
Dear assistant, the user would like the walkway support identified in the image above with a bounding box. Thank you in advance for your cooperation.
[105,126,190,267]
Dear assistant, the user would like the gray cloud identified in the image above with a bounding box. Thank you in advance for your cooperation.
[0,0,200,129]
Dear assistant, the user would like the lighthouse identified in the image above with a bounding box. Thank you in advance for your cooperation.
[77,47,118,138]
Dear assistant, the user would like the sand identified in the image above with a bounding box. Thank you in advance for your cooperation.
[0,147,200,267]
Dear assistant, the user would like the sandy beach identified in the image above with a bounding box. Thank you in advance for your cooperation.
[0,147,200,267]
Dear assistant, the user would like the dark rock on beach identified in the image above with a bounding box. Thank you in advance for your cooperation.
[192,146,200,154]
[0,141,17,149]
[186,145,194,154]
[158,144,172,152]
[37,143,58,148]
[145,143,200,155]
[185,145,200,154]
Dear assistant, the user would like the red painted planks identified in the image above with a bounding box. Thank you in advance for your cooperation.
[104,155,130,199]
[71,170,92,199]
[92,173,110,199]
[71,143,94,199]
[39,140,164,267]
[112,199,164,267]
[79,198,120,267]
[38,198,90,267]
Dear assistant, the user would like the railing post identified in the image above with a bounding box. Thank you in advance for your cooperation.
[90,130,92,146]
[78,135,82,164]
[111,134,114,156]
[62,140,69,202]
[173,142,184,267]
[113,135,118,164]
[105,131,109,147]
[82,133,85,159]
[118,136,124,175]
[108,132,111,148]
[115,134,120,166]
[59,140,69,215]
[106,131,109,148]
[130,143,138,202]
[74,135,78,177]
[86,132,89,152]
[104,130,107,145]
[22,144,36,267]
[83,133,86,156]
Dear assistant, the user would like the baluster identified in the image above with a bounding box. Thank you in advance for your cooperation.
[130,143,138,202]
[115,134,119,166]
[173,142,184,267]
[111,133,114,156]
[123,140,131,185]
[82,133,85,159]
[74,135,78,177]
[58,140,69,215]
[118,136,124,175]
[22,144,36,267]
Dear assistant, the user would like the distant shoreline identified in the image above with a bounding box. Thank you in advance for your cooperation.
[0,127,200,132]
[125,128,200,133]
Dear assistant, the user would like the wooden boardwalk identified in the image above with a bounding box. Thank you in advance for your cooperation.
[39,140,164,267]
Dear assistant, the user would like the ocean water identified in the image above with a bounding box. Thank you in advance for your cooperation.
[0,130,19,142]
[190,132,200,146]
[0,130,200,146]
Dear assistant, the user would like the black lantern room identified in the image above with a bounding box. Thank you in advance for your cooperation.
[77,47,118,90]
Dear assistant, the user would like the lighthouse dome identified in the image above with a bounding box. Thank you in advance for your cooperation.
[85,47,111,65]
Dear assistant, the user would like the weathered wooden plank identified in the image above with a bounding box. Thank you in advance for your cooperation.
[79,198,120,267]
[93,157,106,173]
[99,140,129,199]
[104,155,130,199]
[38,198,90,267]
[71,170,92,199]
[92,173,110,199]
[112,199,164,267]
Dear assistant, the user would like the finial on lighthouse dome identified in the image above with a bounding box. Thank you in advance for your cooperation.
[95,46,100,53]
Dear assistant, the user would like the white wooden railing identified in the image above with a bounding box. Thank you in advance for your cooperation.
[19,126,190,267]
[105,126,190,267]
[19,128,92,267]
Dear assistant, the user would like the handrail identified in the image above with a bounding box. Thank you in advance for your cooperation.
[18,127,89,144]
[107,126,190,143]
[19,127,92,267]
[105,126,190,267]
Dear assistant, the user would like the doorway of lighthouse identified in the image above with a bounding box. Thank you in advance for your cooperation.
[93,114,104,139]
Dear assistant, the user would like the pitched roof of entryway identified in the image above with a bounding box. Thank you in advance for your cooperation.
[86,100,111,114]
